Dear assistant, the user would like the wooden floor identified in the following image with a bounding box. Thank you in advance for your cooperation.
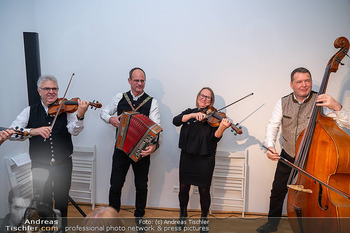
[68,203,253,218]
[68,203,294,233]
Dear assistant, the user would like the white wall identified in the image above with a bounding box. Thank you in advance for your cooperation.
[0,0,37,216]
[1,0,350,217]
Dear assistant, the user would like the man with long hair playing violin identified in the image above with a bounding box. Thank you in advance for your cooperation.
[257,67,350,233]
[9,74,90,226]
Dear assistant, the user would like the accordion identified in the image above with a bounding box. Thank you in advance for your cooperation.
[116,112,162,162]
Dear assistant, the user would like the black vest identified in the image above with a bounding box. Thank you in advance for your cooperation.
[27,102,73,164]
[117,91,152,116]
[116,91,153,135]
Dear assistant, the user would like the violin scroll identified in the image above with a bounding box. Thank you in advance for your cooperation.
[0,126,30,139]
[90,100,102,109]
[231,123,242,135]
[13,126,30,139]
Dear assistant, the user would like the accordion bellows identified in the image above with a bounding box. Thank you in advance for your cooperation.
[116,112,162,162]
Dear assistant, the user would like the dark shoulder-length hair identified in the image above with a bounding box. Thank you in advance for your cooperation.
[196,87,215,109]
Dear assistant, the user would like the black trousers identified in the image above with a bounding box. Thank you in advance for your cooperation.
[31,158,72,218]
[268,149,295,225]
[109,148,150,217]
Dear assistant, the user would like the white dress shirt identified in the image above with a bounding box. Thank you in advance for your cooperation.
[100,91,161,126]
[10,101,84,138]
[265,97,350,148]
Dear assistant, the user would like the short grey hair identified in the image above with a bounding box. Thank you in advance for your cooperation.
[290,67,311,82]
[37,74,58,88]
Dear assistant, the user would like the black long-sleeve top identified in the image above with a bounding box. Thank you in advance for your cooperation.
[173,108,221,156]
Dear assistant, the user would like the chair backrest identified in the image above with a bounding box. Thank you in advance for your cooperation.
[211,150,248,217]
[69,145,96,209]
[5,153,33,200]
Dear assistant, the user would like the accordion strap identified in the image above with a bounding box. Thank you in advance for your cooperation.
[123,92,152,112]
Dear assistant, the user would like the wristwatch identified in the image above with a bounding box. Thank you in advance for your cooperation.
[76,114,84,121]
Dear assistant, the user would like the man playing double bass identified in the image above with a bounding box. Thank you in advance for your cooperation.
[257,67,350,233]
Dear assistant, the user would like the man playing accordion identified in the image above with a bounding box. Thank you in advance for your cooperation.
[100,67,161,225]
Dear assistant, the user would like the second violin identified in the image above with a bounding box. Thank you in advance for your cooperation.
[201,106,243,135]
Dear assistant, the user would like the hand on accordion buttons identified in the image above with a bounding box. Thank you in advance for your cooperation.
[141,144,157,157]
[109,115,121,127]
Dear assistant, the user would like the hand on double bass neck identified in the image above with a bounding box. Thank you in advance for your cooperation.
[316,94,342,111]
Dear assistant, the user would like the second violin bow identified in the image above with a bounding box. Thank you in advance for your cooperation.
[217,93,254,112]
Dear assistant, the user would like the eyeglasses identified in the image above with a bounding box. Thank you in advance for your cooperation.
[132,79,145,83]
[199,94,212,101]
[40,87,59,92]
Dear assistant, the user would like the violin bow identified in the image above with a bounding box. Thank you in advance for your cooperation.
[50,73,75,130]
[199,93,254,118]
[261,145,350,200]
[217,93,254,112]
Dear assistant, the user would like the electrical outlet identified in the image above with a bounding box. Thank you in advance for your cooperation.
[173,186,179,193]
[193,186,198,194]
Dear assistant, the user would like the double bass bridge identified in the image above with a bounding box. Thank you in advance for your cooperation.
[287,184,313,194]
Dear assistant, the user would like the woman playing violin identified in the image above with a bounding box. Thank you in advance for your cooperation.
[173,87,231,232]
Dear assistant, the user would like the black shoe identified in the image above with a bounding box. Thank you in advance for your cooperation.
[176,206,188,231]
[135,217,146,233]
[256,222,278,233]
[176,217,187,232]
[200,216,209,233]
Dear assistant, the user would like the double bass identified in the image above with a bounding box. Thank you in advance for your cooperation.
[287,37,350,233]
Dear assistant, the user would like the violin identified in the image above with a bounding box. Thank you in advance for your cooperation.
[201,106,243,135]
[0,126,30,139]
[48,98,102,117]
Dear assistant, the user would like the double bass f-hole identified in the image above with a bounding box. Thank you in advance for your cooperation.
[318,183,328,211]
